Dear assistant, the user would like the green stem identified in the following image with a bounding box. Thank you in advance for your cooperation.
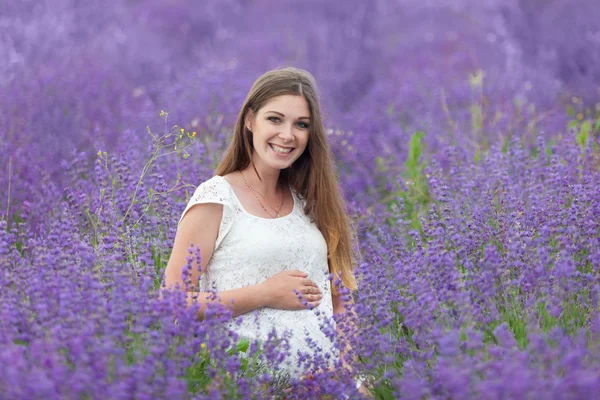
[5,156,11,221]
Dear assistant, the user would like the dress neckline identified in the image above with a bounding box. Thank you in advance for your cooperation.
[217,175,297,221]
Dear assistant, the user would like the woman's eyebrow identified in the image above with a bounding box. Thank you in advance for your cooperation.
[266,111,311,120]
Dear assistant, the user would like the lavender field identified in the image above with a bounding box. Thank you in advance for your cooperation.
[1,1,600,399]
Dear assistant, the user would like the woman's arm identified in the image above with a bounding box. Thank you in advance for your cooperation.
[161,202,269,319]
[173,284,269,319]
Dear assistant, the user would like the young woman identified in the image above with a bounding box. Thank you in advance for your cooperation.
[163,67,367,395]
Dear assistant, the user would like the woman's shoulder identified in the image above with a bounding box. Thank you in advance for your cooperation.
[200,174,227,186]
[197,174,230,188]
[188,175,234,206]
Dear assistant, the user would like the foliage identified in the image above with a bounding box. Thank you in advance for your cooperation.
[1,1,599,399]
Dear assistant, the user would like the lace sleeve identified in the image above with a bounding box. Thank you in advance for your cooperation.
[178,177,236,251]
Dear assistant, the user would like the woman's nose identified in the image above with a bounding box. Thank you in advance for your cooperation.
[278,124,294,141]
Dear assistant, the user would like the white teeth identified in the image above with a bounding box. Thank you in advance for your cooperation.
[271,144,292,154]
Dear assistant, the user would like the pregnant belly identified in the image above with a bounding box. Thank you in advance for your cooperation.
[227,305,339,376]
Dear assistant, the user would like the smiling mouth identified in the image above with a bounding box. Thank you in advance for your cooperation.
[270,144,295,154]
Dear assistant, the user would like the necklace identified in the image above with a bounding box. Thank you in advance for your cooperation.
[240,170,285,218]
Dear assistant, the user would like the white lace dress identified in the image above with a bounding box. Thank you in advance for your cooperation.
[179,175,339,379]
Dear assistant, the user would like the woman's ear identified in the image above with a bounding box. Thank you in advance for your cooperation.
[245,110,254,131]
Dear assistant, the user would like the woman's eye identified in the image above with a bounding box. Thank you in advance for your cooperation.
[267,116,308,129]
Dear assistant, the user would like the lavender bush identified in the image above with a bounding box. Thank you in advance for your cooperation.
[1,1,599,398]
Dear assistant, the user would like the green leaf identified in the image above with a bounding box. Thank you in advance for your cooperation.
[375,156,385,172]
[405,131,424,172]
[576,120,591,151]
[581,120,591,136]
[226,338,251,357]
[236,338,249,353]
[566,105,575,117]
[568,120,579,131]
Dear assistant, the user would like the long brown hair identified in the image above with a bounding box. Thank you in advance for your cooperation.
[215,66,358,296]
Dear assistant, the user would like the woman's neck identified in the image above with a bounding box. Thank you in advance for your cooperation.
[239,165,282,197]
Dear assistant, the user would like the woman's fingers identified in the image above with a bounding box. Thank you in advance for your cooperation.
[298,294,320,303]
[301,284,322,295]
[292,282,324,310]
[290,270,308,277]
[301,278,320,289]
[297,295,321,309]
[299,287,323,301]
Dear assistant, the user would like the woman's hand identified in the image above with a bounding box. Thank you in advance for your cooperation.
[260,270,323,310]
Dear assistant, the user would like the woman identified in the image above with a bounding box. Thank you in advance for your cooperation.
[163,67,368,396]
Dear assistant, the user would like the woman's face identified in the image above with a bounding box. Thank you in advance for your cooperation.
[246,94,311,171]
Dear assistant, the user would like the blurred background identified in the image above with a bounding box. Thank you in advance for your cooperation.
[1,0,599,214]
